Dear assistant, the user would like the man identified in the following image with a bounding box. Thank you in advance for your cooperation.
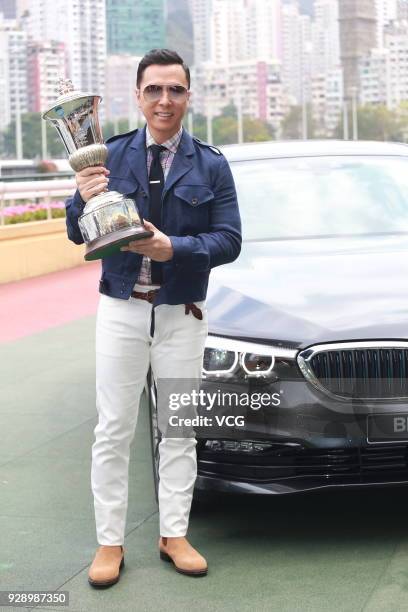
[65,48,241,587]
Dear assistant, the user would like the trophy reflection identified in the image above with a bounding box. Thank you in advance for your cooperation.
[42,78,153,261]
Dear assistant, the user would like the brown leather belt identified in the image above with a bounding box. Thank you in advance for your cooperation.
[131,290,203,320]
[131,289,158,304]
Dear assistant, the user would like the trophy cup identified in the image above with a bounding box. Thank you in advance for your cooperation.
[42,78,153,261]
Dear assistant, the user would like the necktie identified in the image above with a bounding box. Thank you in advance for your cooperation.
[149,144,166,284]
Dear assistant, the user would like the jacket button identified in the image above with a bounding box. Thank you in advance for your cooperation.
[191,197,198,205]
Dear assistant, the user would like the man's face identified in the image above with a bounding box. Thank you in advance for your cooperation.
[136,64,190,139]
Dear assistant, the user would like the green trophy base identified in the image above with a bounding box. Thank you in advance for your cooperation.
[85,226,154,261]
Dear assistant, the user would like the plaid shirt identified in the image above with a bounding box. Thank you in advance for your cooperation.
[135,125,183,287]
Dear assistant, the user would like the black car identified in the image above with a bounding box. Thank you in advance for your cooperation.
[149,139,408,500]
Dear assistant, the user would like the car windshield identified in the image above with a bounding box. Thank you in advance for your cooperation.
[230,155,408,240]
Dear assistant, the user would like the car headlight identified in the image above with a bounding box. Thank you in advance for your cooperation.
[240,352,275,376]
[202,335,297,380]
[203,348,238,375]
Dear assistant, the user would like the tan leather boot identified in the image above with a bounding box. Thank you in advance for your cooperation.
[88,545,125,588]
[159,536,208,576]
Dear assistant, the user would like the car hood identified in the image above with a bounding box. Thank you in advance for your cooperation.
[206,234,408,348]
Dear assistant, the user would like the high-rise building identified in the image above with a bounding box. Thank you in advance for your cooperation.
[190,0,213,65]
[0,21,10,130]
[338,0,377,99]
[191,0,236,66]
[281,1,312,104]
[104,54,141,123]
[211,0,232,64]
[359,48,390,107]
[0,0,16,18]
[206,0,250,65]
[360,20,408,109]
[398,0,408,19]
[106,0,165,56]
[22,0,106,96]
[192,58,287,132]
[307,1,342,135]
[0,16,27,131]
[15,0,29,18]
[312,0,340,77]
[246,0,282,63]
[375,0,398,48]
[27,41,66,113]
[310,67,343,134]
[190,0,282,67]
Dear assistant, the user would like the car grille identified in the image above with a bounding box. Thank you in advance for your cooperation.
[298,344,408,399]
[197,442,408,484]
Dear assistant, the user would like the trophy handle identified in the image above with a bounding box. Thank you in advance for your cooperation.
[69,143,108,172]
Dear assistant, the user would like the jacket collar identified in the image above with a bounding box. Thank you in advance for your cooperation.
[126,124,195,195]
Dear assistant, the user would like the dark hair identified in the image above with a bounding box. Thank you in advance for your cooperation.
[136,48,190,89]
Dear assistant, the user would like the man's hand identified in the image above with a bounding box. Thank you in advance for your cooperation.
[76,166,110,202]
[120,220,174,261]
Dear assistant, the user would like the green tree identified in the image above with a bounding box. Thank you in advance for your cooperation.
[102,118,132,140]
[1,112,65,158]
[185,105,274,146]
[184,113,207,141]
[281,105,316,139]
[243,117,274,142]
[219,103,238,119]
[0,114,139,160]
[394,102,408,142]
[213,115,238,145]
[334,105,405,141]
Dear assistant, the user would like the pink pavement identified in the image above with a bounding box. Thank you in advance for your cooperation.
[0,262,101,344]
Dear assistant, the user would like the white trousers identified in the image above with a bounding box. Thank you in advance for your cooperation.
[91,285,208,545]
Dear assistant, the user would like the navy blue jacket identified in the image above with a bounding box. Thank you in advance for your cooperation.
[65,125,242,307]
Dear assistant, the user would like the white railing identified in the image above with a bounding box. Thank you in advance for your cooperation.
[0,178,76,225]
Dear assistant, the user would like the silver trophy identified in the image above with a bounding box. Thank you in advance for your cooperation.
[42,78,153,261]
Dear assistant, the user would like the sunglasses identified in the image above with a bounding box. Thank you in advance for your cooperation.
[141,84,189,102]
